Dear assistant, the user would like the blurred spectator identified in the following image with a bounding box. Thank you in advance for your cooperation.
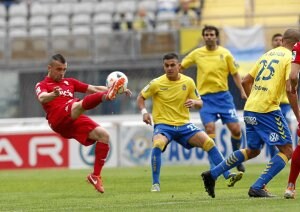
[176,0,198,27]
[133,7,155,31]
[112,13,133,31]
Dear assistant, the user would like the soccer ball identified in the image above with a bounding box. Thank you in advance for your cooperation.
[106,71,128,94]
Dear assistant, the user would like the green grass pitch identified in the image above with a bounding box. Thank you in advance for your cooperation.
[0,164,299,211]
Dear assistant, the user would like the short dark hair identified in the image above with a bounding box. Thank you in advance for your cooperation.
[49,54,66,65]
[272,33,282,41]
[202,25,219,37]
[163,53,179,61]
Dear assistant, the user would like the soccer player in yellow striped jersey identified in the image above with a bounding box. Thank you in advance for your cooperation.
[137,53,243,192]
[181,25,247,173]
[201,29,300,198]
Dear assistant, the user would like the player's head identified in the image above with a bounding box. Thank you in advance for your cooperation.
[271,33,282,48]
[202,25,219,47]
[282,29,300,50]
[163,53,180,80]
[47,54,67,82]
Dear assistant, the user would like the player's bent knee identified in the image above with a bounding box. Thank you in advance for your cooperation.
[202,138,215,152]
[153,139,167,151]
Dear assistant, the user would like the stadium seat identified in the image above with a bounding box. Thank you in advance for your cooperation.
[50,15,69,27]
[0,4,6,19]
[30,3,50,17]
[71,14,91,26]
[38,0,60,3]
[8,3,28,17]
[50,3,72,16]
[30,27,48,37]
[93,25,112,34]
[29,16,48,28]
[8,16,27,28]
[138,0,158,13]
[72,26,91,36]
[50,27,70,36]
[116,1,137,14]
[9,28,28,38]
[156,11,176,30]
[0,18,6,29]
[71,26,92,59]
[94,1,116,14]
[72,2,93,15]
[0,28,6,61]
[93,14,113,25]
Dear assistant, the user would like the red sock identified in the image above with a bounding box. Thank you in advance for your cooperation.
[288,145,300,187]
[82,92,106,110]
[93,142,110,176]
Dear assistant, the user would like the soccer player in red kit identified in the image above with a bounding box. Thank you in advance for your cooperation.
[285,42,300,199]
[35,54,130,193]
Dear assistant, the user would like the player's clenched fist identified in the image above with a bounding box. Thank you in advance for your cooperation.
[52,86,61,97]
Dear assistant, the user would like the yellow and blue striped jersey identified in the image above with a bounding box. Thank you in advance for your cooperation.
[141,74,200,126]
[245,46,292,113]
[181,46,239,95]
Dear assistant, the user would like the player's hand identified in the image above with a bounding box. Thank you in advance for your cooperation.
[184,99,195,108]
[124,89,132,97]
[52,86,61,97]
[241,90,248,100]
[143,113,152,126]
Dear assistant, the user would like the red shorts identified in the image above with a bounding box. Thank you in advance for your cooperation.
[48,99,99,146]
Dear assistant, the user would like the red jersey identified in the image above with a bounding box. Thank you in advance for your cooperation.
[292,42,300,64]
[35,77,88,118]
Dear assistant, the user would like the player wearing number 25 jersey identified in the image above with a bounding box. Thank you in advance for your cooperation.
[201,29,300,198]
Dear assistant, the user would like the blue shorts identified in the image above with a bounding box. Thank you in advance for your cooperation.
[244,110,292,150]
[200,91,239,125]
[280,103,291,124]
[153,123,203,150]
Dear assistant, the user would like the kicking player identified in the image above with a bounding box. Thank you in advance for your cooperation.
[201,29,300,198]
[35,54,130,193]
[284,41,300,199]
[181,25,247,173]
[137,53,243,192]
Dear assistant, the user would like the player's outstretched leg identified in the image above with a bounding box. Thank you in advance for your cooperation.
[106,77,126,100]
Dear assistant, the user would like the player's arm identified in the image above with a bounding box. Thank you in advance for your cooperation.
[232,73,247,99]
[288,62,300,121]
[180,51,195,73]
[290,63,300,94]
[184,98,203,110]
[137,92,152,126]
[86,85,108,94]
[241,74,254,97]
[286,79,300,121]
[37,86,60,104]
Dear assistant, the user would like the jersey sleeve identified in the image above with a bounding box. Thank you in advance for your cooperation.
[141,79,157,99]
[248,60,260,78]
[181,50,196,69]
[68,78,89,93]
[35,82,47,98]
[188,78,201,100]
[292,42,300,64]
[226,52,239,75]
